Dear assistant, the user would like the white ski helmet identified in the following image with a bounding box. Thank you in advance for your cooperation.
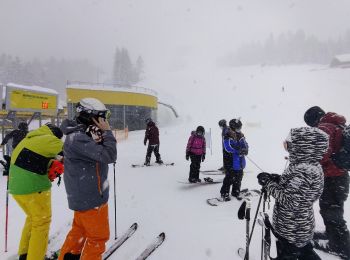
[76,98,110,126]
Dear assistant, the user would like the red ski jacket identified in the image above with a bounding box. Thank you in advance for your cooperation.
[318,112,347,177]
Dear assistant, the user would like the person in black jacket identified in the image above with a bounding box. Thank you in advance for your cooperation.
[1,122,28,153]
[144,118,163,166]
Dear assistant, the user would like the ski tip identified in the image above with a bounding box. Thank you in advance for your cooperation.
[159,232,166,239]
[132,222,138,229]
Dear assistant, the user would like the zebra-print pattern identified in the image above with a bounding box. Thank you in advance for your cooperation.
[266,127,329,247]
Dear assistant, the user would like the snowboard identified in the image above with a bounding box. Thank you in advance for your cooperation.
[207,188,261,206]
[132,162,174,168]
[177,177,223,185]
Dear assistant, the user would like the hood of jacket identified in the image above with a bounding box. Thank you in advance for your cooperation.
[319,112,346,126]
[287,127,329,164]
[26,125,55,139]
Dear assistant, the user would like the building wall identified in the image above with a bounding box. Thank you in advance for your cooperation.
[66,87,158,131]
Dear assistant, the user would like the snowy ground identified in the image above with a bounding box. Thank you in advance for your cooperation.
[1,64,349,259]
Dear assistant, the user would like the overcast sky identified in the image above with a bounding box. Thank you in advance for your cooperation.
[1,0,350,74]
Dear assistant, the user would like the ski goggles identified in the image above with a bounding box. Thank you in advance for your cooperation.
[76,105,111,120]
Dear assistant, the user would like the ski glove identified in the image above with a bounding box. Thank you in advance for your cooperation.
[201,154,205,162]
[257,172,272,186]
[144,140,147,146]
[186,153,190,161]
[48,160,64,182]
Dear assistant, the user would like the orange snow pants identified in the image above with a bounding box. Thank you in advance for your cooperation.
[58,203,110,260]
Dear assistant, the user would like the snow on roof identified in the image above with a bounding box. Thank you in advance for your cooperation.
[334,53,350,63]
[6,83,58,95]
[67,82,157,96]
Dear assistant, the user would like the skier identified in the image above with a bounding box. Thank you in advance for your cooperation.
[257,127,329,259]
[304,106,350,259]
[186,126,206,183]
[220,119,248,201]
[8,123,64,260]
[1,121,29,153]
[144,118,163,166]
[218,119,231,172]
[58,98,117,260]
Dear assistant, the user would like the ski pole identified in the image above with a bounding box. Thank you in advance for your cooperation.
[245,199,251,260]
[246,156,264,172]
[113,162,117,240]
[5,175,9,252]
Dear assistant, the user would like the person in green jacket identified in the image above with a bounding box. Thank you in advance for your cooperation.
[8,123,63,260]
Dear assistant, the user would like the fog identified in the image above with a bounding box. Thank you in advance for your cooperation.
[1,0,350,77]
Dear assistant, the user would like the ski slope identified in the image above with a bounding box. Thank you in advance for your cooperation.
[1,64,349,259]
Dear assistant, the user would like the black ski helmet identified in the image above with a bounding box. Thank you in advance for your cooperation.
[229,119,242,130]
[218,119,227,128]
[196,126,205,134]
[76,98,110,126]
[304,106,325,127]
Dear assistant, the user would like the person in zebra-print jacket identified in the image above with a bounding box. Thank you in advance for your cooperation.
[258,127,329,259]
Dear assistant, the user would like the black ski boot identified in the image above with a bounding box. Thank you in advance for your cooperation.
[221,193,231,201]
[188,178,196,183]
[156,159,163,164]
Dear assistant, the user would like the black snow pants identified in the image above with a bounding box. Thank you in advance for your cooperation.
[220,169,243,196]
[145,144,162,163]
[222,150,232,173]
[188,154,202,180]
[319,173,350,258]
[275,236,321,260]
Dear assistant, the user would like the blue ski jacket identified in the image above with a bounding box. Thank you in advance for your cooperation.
[223,132,248,170]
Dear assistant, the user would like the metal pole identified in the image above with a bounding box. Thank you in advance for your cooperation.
[113,162,117,240]
[245,200,251,260]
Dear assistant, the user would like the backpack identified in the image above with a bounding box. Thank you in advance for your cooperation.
[332,125,350,170]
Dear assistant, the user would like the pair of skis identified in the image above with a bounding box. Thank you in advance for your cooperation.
[102,223,166,260]
[237,211,272,260]
[46,223,165,260]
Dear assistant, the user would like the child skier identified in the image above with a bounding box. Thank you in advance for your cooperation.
[186,126,206,183]
[257,127,329,259]
[220,119,248,201]
[144,118,163,166]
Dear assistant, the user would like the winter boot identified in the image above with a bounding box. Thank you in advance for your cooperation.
[63,253,81,260]
[221,193,231,202]
[195,178,202,183]
[156,159,163,164]
[19,254,27,260]
[188,178,196,183]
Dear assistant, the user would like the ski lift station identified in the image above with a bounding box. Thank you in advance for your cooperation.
[66,81,158,131]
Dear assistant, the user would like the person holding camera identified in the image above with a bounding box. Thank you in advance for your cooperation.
[257,127,328,259]
[58,98,117,260]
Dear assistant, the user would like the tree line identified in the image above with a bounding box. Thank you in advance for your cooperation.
[219,29,350,67]
[0,47,144,97]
